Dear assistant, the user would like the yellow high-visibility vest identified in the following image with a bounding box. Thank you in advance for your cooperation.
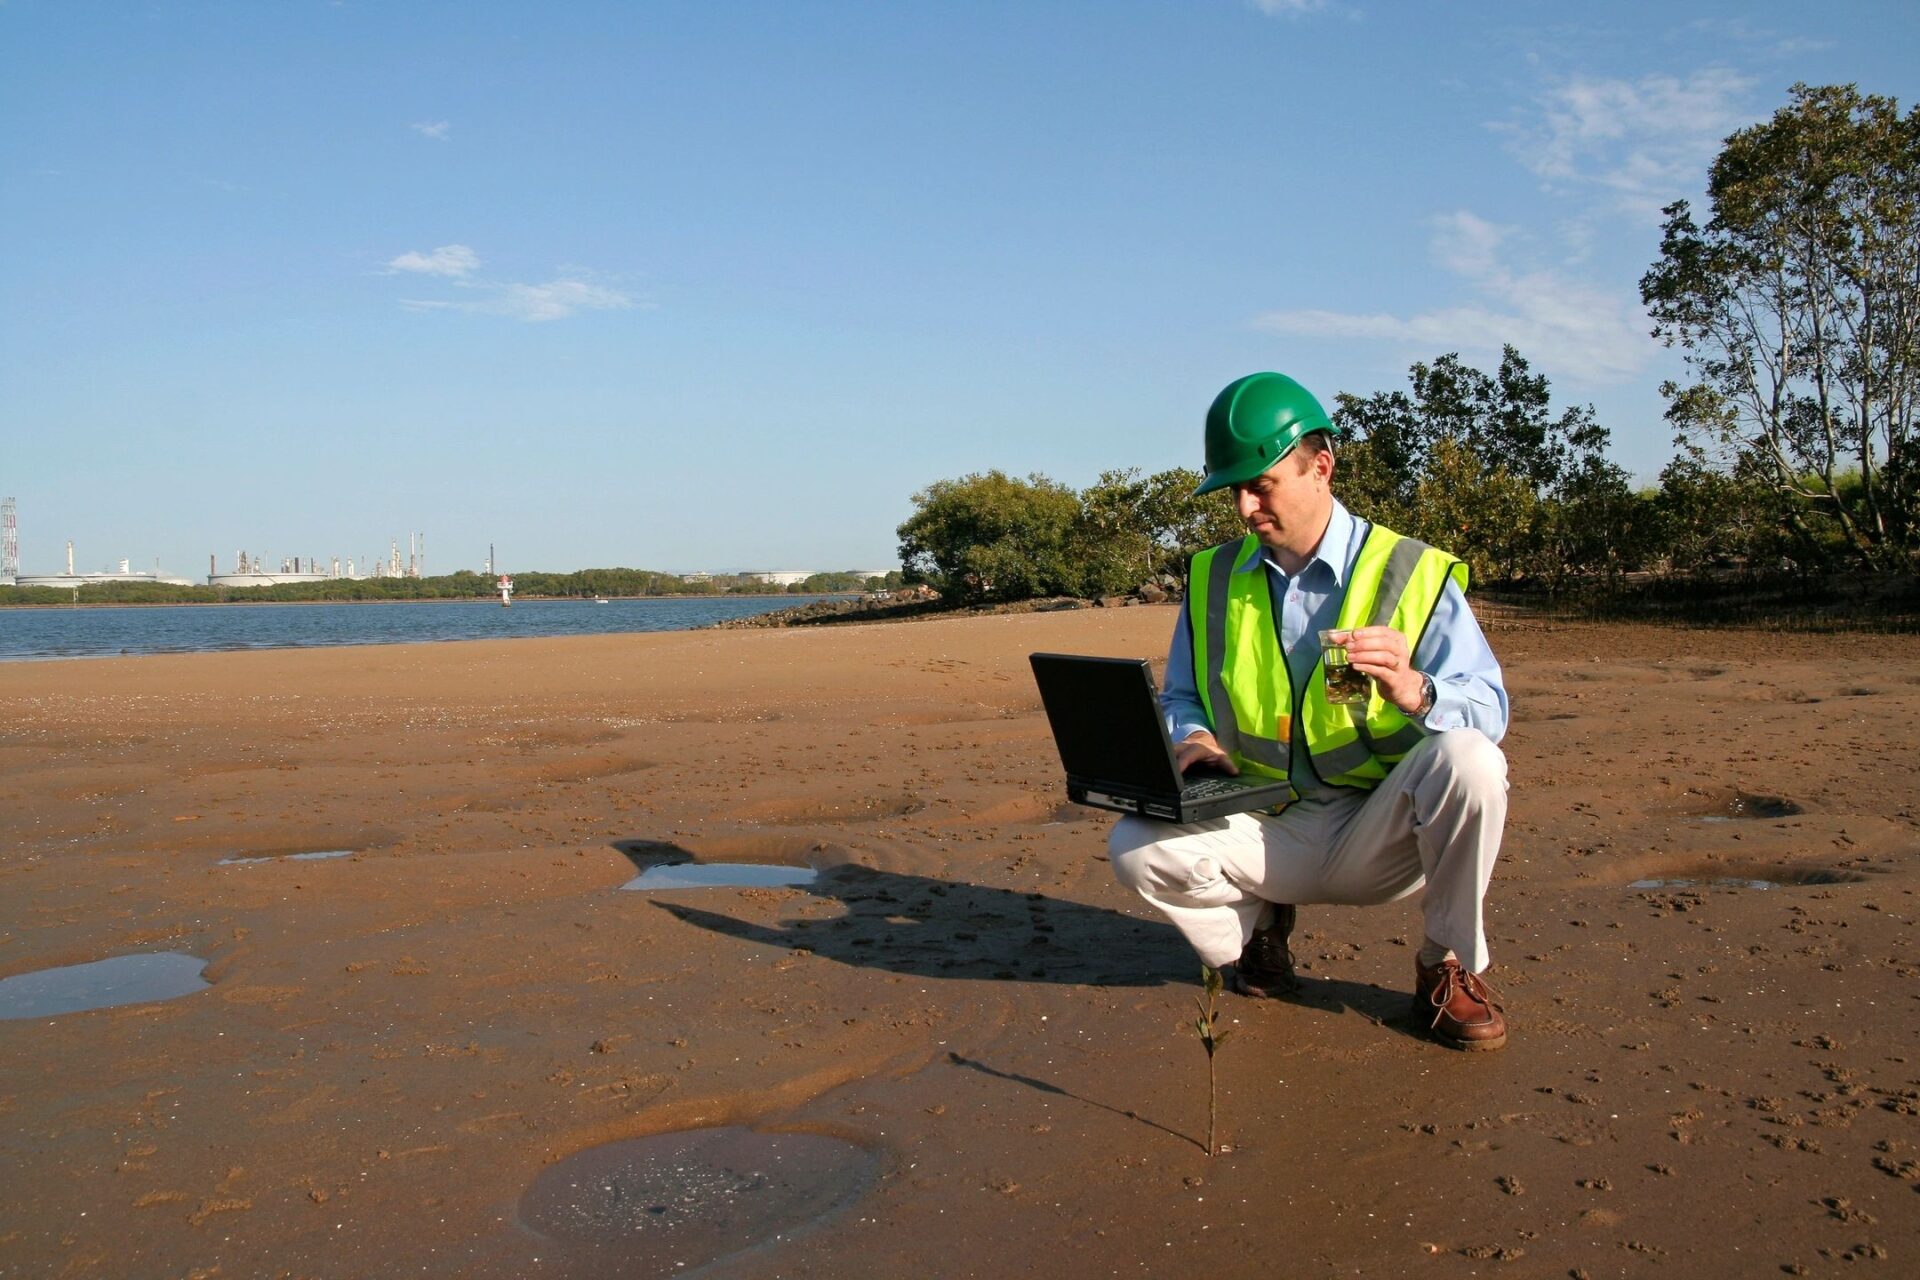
[1186,523,1466,801]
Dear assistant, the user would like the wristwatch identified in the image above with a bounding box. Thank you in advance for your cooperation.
[1413,673,1436,719]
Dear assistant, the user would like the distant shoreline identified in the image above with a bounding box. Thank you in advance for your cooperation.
[0,593,862,663]
[0,592,831,612]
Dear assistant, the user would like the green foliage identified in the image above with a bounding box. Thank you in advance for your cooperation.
[1652,446,1757,573]
[0,581,223,606]
[1408,438,1540,583]
[1334,346,1645,585]
[894,467,1243,610]
[1080,467,1243,582]
[1642,83,1920,569]
[1073,469,1160,592]
[791,570,903,594]
[1546,450,1649,587]
[892,348,1675,601]
[1192,966,1232,1157]
[896,470,1100,604]
[1193,965,1232,1057]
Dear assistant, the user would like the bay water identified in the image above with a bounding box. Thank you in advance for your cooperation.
[0,595,840,662]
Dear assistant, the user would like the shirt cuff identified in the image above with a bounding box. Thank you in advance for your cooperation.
[1419,678,1468,732]
[1172,720,1214,744]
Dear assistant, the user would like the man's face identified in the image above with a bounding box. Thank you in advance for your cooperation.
[1230,443,1334,552]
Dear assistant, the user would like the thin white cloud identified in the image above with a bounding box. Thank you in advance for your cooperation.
[410,120,452,141]
[1429,210,1506,278]
[1251,0,1327,13]
[1252,211,1654,385]
[1678,18,1833,59]
[1500,68,1756,222]
[491,278,636,322]
[384,242,643,322]
[401,274,640,323]
[386,244,480,278]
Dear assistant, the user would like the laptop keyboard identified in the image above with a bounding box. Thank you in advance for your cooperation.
[1180,776,1252,800]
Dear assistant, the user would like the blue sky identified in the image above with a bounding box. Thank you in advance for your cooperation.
[3,1,1916,577]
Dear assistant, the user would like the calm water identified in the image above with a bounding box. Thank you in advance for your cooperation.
[0,596,839,661]
[622,863,820,890]
[0,952,211,1020]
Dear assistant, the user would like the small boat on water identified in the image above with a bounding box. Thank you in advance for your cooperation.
[593,596,609,604]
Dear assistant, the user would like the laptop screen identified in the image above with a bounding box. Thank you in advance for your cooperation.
[1029,653,1181,792]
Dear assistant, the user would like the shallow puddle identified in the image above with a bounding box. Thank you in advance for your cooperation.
[0,952,210,1020]
[219,849,356,866]
[517,1126,875,1274]
[622,863,818,890]
[1631,867,1868,891]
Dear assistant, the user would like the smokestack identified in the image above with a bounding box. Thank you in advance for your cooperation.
[66,541,74,575]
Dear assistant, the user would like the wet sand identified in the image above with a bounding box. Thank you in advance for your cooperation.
[1,609,1916,1277]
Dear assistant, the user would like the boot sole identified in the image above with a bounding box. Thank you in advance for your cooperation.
[1230,970,1300,1000]
[1433,1029,1507,1052]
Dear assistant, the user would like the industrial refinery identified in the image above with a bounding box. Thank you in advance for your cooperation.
[205,534,428,587]
[0,499,429,590]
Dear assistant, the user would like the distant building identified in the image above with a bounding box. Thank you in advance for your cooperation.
[742,571,812,587]
[16,567,198,588]
[16,549,194,589]
[207,550,357,588]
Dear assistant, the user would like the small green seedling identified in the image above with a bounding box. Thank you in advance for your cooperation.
[1193,965,1233,1156]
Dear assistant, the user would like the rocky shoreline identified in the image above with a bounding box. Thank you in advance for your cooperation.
[712,581,1175,629]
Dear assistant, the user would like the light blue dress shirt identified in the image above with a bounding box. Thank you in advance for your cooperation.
[1162,500,1509,801]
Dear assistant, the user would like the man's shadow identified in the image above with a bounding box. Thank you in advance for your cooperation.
[619,838,1185,987]
[620,837,1424,1033]
[1275,972,1433,1043]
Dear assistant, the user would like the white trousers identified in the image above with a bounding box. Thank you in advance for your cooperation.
[1107,730,1508,973]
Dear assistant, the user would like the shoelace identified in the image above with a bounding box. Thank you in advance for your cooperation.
[1424,964,1503,1029]
[1243,929,1296,981]
[1243,905,1297,974]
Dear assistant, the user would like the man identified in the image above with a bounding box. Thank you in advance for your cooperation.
[1108,372,1511,1050]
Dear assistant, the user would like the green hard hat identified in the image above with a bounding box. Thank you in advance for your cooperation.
[1196,372,1336,495]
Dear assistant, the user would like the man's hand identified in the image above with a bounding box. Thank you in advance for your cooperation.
[1334,626,1428,714]
[1174,730,1238,775]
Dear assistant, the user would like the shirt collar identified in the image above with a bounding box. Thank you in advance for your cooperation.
[1234,499,1360,587]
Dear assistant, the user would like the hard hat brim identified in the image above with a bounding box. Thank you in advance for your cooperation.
[1194,455,1272,496]
[1194,433,1305,496]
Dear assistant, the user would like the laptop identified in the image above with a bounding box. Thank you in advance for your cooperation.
[1028,652,1295,822]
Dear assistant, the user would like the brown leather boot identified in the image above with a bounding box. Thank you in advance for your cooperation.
[1413,959,1507,1051]
[1229,904,1299,998]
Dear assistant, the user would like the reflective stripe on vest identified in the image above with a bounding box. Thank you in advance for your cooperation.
[1187,524,1467,795]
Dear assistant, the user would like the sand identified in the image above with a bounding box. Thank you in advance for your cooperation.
[0,608,1915,1278]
